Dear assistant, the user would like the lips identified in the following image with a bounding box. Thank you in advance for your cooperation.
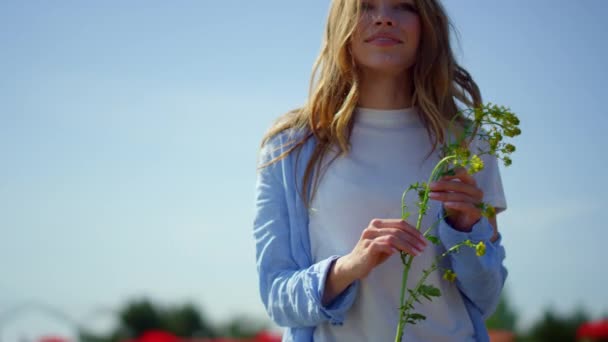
[365,33,403,43]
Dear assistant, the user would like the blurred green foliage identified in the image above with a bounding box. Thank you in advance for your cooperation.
[79,298,268,342]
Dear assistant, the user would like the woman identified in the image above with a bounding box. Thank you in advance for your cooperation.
[253,0,508,341]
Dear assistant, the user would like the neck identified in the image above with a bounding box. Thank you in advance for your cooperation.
[357,69,414,109]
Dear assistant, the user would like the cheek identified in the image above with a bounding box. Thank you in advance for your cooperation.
[350,23,368,54]
[401,16,421,42]
[352,18,371,41]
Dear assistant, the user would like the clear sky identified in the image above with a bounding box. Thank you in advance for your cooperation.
[1,0,607,340]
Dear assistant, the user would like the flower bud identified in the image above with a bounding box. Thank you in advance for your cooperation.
[504,144,516,153]
[468,155,484,174]
[443,269,457,282]
[482,204,496,218]
[476,241,486,257]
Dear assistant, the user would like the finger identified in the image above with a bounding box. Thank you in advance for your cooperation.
[429,190,483,203]
[371,219,426,243]
[454,167,468,176]
[371,218,415,229]
[378,234,423,256]
[371,218,416,231]
[362,226,389,240]
[429,181,483,201]
[443,201,482,214]
[378,227,427,248]
[430,183,483,201]
[361,227,379,240]
[363,228,428,250]
[440,167,477,186]
[370,240,395,256]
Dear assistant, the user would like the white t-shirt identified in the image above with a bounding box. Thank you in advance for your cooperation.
[308,106,507,342]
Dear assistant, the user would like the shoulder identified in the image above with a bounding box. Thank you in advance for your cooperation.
[265,126,311,148]
[260,125,314,161]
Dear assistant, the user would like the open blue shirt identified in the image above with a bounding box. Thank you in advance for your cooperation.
[253,129,507,341]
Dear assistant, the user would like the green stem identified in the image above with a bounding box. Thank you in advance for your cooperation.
[427,155,457,189]
[422,213,449,237]
[394,104,511,341]
[399,242,468,338]
[395,252,412,341]
[401,186,415,220]
[395,156,457,342]
[482,119,507,128]
[401,265,438,323]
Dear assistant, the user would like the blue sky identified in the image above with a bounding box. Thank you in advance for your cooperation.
[1,0,607,339]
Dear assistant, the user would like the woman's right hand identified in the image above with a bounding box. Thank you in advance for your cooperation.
[341,218,428,280]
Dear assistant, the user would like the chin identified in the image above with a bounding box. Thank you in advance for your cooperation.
[357,54,414,75]
[361,62,410,76]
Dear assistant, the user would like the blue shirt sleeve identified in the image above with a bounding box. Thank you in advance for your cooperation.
[437,207,508,319]
[253,135,360,328]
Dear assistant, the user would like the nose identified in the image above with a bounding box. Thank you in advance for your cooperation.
[373,6,395,26]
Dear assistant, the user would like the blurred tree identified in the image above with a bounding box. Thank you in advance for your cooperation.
[164,303,216,338]
[79,298,272,341]
[79,327,130,342]
[486,287,518,332]
[78,332,112,342]
[522,306,590,342]
[119,299,163,338]
[218,314,270,338]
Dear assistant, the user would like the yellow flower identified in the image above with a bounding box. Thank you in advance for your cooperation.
[476,241,486,257]
[443,270,457,282]
[504,127,522,137]
[503,143,516,153]
[482,204,496,218]
[468,155,484,174]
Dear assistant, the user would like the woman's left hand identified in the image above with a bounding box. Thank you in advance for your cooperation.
[428,167,484,232]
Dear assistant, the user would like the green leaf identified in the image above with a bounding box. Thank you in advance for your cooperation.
[426,235,440,245]
[419,284,441,301]
[408,289,422,304]
[412,313,426,320]
[406,313,427,324]
[400,303,415,311]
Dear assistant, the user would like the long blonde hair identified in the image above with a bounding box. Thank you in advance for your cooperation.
[259,0,482,207]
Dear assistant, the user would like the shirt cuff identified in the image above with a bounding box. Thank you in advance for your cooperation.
[313,255,360,326]
[437,207,494,249]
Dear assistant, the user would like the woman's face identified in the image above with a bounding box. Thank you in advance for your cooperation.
[350,0,421,76]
